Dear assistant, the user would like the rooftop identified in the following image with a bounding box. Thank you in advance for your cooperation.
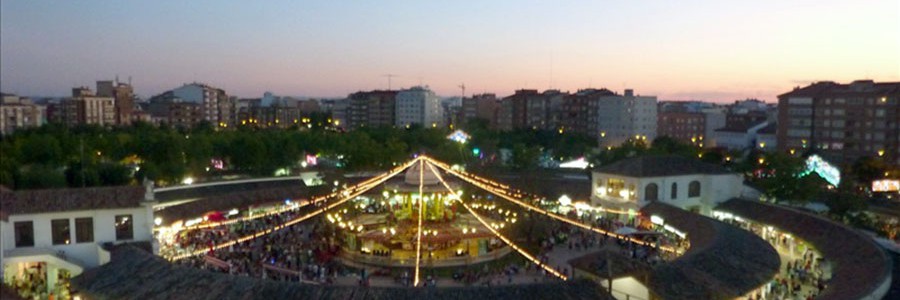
[594,155,732,178]
[0,185,146,218]
[716,199,893,300]
[779,80,900,98]
[641,202,780,299]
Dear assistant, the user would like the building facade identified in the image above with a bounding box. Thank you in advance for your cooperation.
[560,89,617,136]
[395,86,443,128]
[96,80,136,125]
[714,121,770,151]
[590,155,745,215]
[0,94,45,135]
[596,89,657,147]
[777,80,900,165]
[657,111,706,144]
[49,87,116,127]
[147,92,204,128]
[0,186,155,297]
[460,93,500,128]
[346,90,397,129]
[170,83,233,126]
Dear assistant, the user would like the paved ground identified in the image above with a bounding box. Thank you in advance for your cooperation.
[740,230,829,300]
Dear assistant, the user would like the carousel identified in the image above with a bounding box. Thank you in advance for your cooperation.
[331,163,509,268]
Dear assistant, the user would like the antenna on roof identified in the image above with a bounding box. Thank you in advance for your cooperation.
[383,74,398,90]
[549,51,554,90]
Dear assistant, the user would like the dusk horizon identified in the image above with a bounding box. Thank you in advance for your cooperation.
[2,1,898,102]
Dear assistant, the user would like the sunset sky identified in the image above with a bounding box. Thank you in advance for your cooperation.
[1,1,898,102]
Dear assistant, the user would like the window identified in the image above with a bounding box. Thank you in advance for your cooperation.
[115,215,133,240]
[788,97,812,105]
[76,217,94,243]
[14,221,34,247]
[51,219,70,245]
[689,181,701,197]
[645,183,659,201]
[607,178,625,198]
[671,183,678,199]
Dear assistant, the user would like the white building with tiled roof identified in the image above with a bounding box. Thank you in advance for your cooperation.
[591,155,748,215]
[0,185,155,297]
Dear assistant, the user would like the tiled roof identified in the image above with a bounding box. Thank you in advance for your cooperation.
[0,186,145,217]
[641,202,780,299]
[594,155,732,177]
[155,186,310,223]
[72,246,613,300]
[716,199,892,300]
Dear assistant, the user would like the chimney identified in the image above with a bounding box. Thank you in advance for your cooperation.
[624,89,634,97]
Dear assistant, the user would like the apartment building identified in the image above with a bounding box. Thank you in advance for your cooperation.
[777,80,900,164]
[0,94,45,135]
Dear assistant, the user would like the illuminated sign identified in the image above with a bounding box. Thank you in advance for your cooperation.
[873,180,900,192]
[447,130,470,144]
[800,155,841,186]
[559,157,589,169]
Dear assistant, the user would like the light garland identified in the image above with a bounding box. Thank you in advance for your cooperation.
[413,159,425,287]
[168,157,422,261]
[424,161,567,280]
[424,157,678,254]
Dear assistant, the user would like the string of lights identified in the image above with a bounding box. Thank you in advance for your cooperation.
[180,160,413,231]
[413,159,425,287]
[424,157,679,254]
[423,161,568,280]
[168,157,423,261]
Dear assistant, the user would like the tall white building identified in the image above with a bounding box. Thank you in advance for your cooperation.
[395,86,444,128]
[596,89,657,147]
[171,83,229,123]
[1,186,155,297]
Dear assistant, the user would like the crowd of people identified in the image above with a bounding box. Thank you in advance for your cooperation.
[161,203,317,259]
[164,194,680,289]
[175,219,343,284]
[754,250,827,300]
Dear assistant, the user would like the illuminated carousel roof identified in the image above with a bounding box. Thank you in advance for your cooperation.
[404,162,441,185]
[386,163,459,192]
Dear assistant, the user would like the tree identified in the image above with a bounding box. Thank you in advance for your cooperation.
[823,184,867,221]
[754,153,823,204]
[17,134,64,165]
[16,165,67,189]
[510,143,541,170]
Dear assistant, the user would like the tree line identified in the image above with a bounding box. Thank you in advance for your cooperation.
[0,120,599,190]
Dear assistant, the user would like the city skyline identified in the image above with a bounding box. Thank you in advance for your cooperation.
[1,1,898,102]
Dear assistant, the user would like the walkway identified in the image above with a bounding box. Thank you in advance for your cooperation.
[717,198,892,300]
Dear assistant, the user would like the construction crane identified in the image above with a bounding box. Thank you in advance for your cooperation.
[458,83,466,98]
[383,74,398,90]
